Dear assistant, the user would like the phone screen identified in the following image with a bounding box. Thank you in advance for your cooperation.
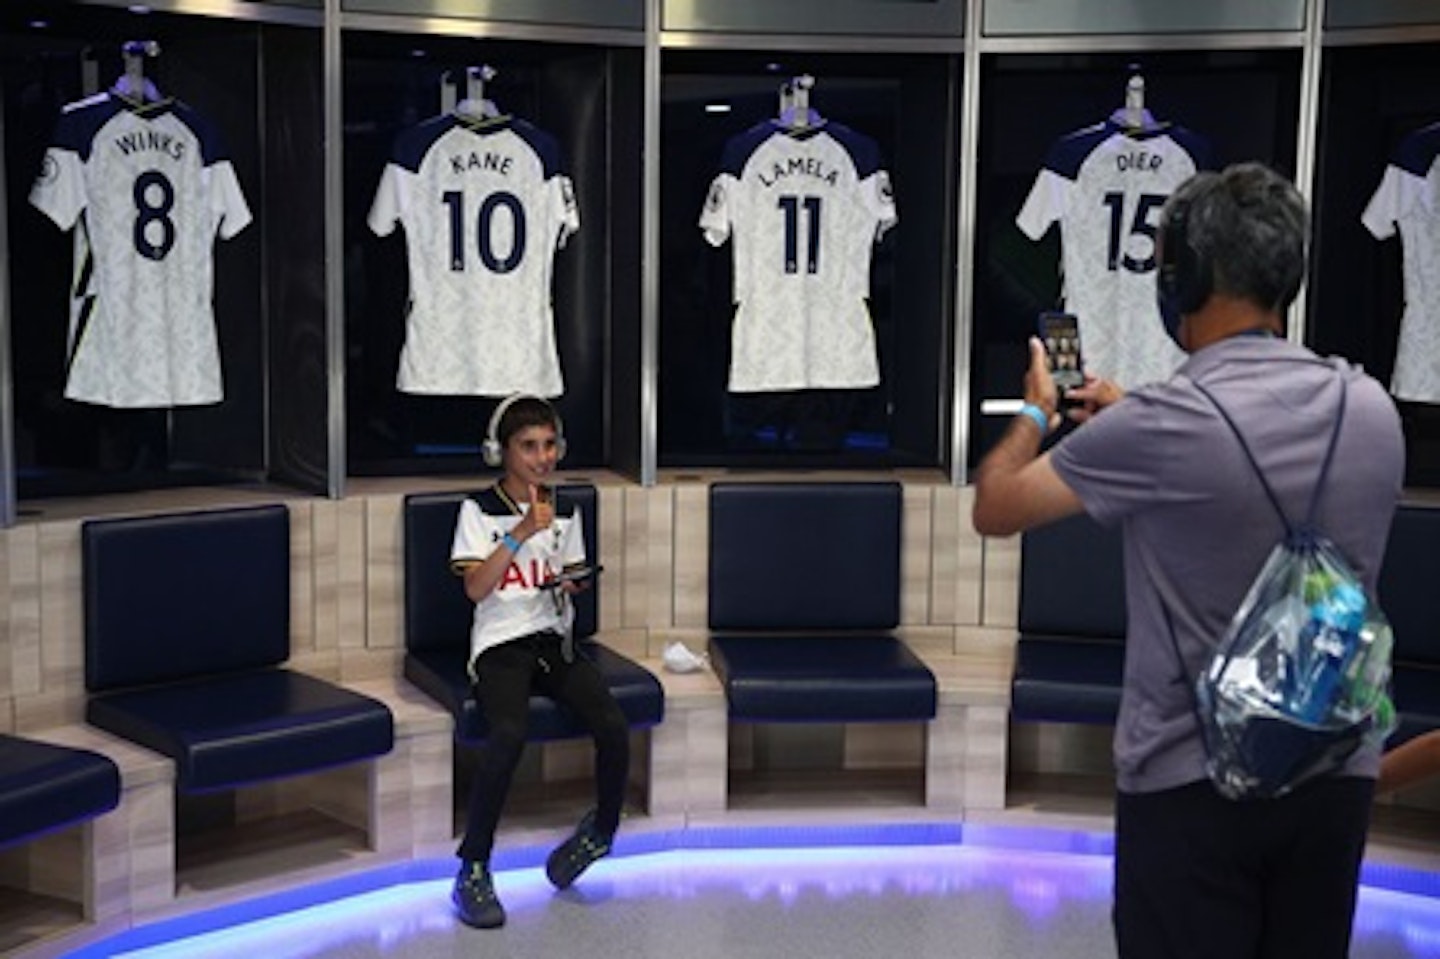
[1039,312,1084,390]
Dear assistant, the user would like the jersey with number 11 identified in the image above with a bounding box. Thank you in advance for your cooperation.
[29,93,251,408]
[369,115,579,397]
[701,121,897,393]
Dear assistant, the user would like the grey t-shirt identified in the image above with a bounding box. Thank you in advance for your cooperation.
[1051,334,1404,794]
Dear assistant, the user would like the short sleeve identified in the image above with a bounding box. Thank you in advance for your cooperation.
[552,174,581,250]
[1049,393,1170,526]
[367,163,405,237]
[561,506,587,568]
[865,169,898,241]
[28,147,86,230]
[699,174,734,247]
[209,160,253,240]
[450,498,498,573]
[1016,167,1071,241]
[1361,164,1417,240]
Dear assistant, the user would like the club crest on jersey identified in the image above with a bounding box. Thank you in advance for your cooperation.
[36,154,59,186]
[757,156,838,188]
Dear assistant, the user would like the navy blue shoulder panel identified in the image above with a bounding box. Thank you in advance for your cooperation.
[1042,122,1115,179]
[821,122,883,178]
[1165,125,1213,171]
[1395,123,1440,179]
[52,95,126,161]
[168,100,234,166]
[505,117,565,178]
[389,114,463,173]
[717,121,781,177]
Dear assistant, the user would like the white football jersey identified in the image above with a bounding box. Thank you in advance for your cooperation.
[29,93,252,408]
[1017,121,1210,389]
[369,115,579,397]
[700,120,897,393]
[1362,123,1440,405]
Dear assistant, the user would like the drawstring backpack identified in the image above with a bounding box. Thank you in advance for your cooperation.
[1164,370,1395,800]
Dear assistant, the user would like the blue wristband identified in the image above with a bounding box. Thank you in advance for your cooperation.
[1018,403,1050,435]
[501,532,523,553]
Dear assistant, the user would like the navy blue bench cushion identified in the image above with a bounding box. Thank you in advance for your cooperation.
[1011,638,1125,724]
[708,482,901,631]
[83,506,394,794]
[87,669,394,793]
[404,486,599,654]
[404,640,663,744]
[1018,513,1126,640]
[1378,505,1440,744]
[0,734,120,848]
[83,505,292,691]
[1381,505,1440,669]
[1011,513,1127,724]
[709,634,937,723]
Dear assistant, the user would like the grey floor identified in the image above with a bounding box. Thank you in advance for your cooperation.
[106,842,1440,959]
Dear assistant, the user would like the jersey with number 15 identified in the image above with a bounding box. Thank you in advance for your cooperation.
[1018,120,1210,390]
[369,115,579,398]
[29,93,252,409]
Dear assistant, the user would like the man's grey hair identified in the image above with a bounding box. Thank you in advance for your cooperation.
[1169,162,1309,311]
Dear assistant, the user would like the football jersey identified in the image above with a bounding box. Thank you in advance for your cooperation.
[369,114,579,397]
[1362,122,1440,405]
[450,485,587,671]
[700,120,897,393]
[1017,120,1210,390]
[29,92,252,408]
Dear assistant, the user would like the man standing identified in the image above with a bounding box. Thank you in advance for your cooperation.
[973,162,1404,959]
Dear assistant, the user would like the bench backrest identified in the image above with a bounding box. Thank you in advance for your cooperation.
[708,481,901,632]
[83,505,291,692]
[1019,512,1127,641]
[404,485,599,653]
[1380,504,1440,667]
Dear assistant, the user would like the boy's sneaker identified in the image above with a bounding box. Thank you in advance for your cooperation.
[545,809,613,890]
[452,860,506,928]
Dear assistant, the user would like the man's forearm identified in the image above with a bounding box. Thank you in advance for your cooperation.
[972,415,1046,536]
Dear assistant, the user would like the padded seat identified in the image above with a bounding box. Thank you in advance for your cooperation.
[0,734,120,848]
[87,670,394,793]
[1379,505,1440,746]
[1011,513,1127,725]
[1011,638,1125,724]
[709,634,937,723]
[83,505,394,794]
[706,482,935,724]
[403,489,663,743]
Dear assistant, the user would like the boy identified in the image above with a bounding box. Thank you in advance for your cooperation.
[449,394,629,928]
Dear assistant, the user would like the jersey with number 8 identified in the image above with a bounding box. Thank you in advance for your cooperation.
[369,115,579,397]
[1018,120,1210,389]
[29,93,252,408]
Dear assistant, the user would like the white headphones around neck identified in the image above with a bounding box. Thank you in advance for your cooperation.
[481,394,567,467]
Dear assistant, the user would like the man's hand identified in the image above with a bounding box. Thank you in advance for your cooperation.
[1065,372,1124,425]
[1024,336,1061,431]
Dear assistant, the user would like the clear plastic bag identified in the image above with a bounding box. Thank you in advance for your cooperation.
[1196,532,1395,800]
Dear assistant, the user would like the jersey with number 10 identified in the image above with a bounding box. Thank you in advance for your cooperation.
[369,115,579,397]
[1018,120,1210,389]
[29,93,251,408]
[700,121,897,393]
